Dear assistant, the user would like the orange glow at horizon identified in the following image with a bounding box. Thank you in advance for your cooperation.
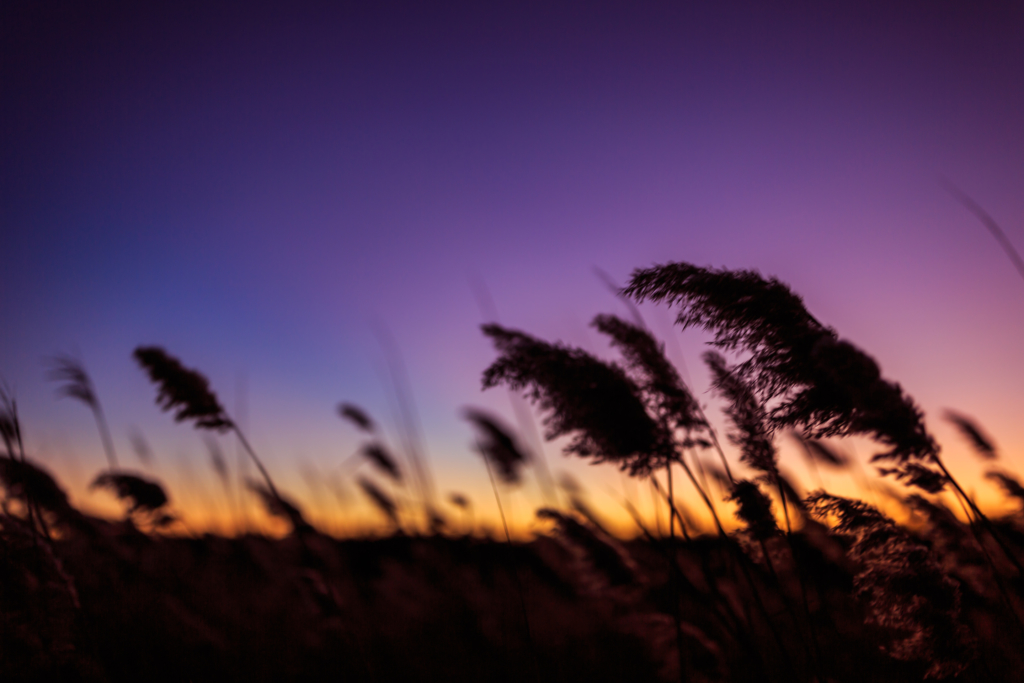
[49,431,1024,541]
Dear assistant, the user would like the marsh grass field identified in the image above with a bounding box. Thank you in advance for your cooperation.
[5,261,1024,682]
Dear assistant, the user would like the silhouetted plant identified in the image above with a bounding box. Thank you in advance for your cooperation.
[987,470,1024,510]
[729,480,779,541]
[0,456,74,521]
[358,476,399,528]
[90,471,169,515]
[876,462,947,494]
[624,263,937,466]
[338,402,376,433]
[133,347,232,431]
[791,432,849,468]
[133,346,286,520]
[704,352,777,480]
[128,427,155,467]
[807,491,976,677]
[0,385,23,459]
[360,443,402,483]
[463,407,529,486]
[247,479,312,534]
[591,314,707,439]
[481,324,673,476]
[47,355,119,469]
[944,409,997,459]
[537,508,637,588]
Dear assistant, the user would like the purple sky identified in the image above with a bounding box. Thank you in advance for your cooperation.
[3,1,1024,532]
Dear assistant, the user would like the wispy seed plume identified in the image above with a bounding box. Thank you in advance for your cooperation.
[133,347,232,431]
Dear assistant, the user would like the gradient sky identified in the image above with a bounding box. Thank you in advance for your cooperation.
[3,1,1024,534]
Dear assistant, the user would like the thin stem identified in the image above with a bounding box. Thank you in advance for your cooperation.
[934,455,1024,576]
[672,454,798,677]
[665,461,687,683]
[91,403,118,470]
[231,424,290,526]
[483,451,538,676]
[943,179,1024,288]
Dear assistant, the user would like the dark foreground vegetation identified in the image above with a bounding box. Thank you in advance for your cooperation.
[4,261,1024,682]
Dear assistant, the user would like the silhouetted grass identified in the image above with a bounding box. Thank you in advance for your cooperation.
[6,261,1024,681]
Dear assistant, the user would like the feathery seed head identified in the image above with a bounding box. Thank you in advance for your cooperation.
[463,407,528,485]
[447,492,469,509]
[0,387,21,456]
[247,479,311,533]
[591,314,707,435]
[986,470,1024,509]
[704,351,778,478]
[806,491,975,676]
[360,442,402,483]
[944,410,997,459]
[876,462,948,494]
[133,347,232,431]
[358,477,399,526]
[481,324,673,476]
[0,456,73,519]
[47,355,99,410]
[90,471,169,513]
[792,432,849,467]
[728,479,779,540]
[338,403,376,433]
[624,262,938,467]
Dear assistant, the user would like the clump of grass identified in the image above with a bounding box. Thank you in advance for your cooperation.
[807,491,976,677]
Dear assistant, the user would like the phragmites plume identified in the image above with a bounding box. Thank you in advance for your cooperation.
[360,443,402,483]
[625,262,828,398]
[944,410,997,459]
[338,402,376,433]
[47,355,119,468]
[624,262,938,466]
[986,470,1024,509]
[0,386,22,457]
[47,355,98,410]
[0,456,74,520]
[704,351,777,478]
[591,314,707,436]
[447,492,469,510]
[791,431,849,467]
[132,347,232,431]
[247,479,311,534]
[462,407,529,485]
[806,491,975,677]
[90,471,169,514]
[537,508,637,588]
[876,462,948,494]
[727,479,779,541]
[480,324,672,476]
[773,470,808,518]
[358,477,399,527]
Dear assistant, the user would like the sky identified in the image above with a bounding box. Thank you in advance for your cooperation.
[3,0,1024,535]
